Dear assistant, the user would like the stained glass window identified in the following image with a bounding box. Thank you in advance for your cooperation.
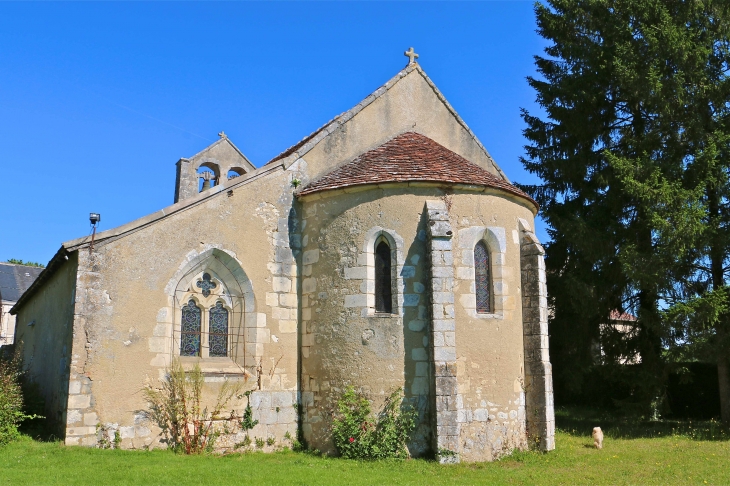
[475,241,491,313]
[180,300,201,356]
[209,302,229,357]
[375,240,393,313]
[196,273,217,297]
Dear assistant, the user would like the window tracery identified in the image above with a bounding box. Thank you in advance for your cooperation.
[209,301,229,357]
[180,299,202,356]
[196,273,217,297]
[177,272,231,358]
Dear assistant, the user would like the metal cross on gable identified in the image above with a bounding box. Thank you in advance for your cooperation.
[404,47,419,65]
[196,273,217,297]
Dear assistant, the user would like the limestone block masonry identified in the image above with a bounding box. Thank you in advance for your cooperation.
[65,251,114,447]
[519,219,555,451]
[425,200,461,463]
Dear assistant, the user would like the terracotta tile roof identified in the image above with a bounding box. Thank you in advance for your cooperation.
[609,310,638,321]
[297,132,537,207]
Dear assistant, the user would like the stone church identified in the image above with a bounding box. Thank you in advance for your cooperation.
[11,54,554,462]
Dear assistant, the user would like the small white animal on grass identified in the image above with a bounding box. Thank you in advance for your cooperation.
[592,427,604,449]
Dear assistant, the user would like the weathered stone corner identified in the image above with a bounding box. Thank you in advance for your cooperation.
[520,224,555,451]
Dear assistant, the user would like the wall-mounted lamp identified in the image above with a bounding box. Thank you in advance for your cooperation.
[89,213,101,254]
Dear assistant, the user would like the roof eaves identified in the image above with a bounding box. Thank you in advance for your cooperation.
[296,180,539,213]
[63,161,284,251]
[265,63,418,168]
[9,247,69,315]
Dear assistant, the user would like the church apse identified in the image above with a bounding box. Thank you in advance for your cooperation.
[297,190,433,457]
[12,57,554,460]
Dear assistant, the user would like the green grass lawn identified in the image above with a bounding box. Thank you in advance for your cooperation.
[1,410,728,485]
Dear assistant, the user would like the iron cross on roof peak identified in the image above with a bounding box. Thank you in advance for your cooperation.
[404,47,419,65]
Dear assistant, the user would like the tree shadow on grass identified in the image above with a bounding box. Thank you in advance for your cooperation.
[556,406,729,442]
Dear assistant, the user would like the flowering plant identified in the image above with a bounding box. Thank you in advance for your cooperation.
[331,386,416,459]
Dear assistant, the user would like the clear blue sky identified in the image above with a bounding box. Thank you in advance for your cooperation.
[0,1,548,265]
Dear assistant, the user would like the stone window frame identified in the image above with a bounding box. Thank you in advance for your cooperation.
[374,235,394,313]
[360,227,406,317]
[457,226,507,320]
[474,240,492,314]
[154,246,265,374]
[175,269,234,359]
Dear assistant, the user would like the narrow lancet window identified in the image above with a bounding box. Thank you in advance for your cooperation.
[209,301,229,357]
[181,300,202,356]
[475,241,491,313]
[375,240,393,313]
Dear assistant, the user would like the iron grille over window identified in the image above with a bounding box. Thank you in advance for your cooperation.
[375,240,393,313]
[475,241,491,313]
[208,301,229,357]
[181,300,202,356]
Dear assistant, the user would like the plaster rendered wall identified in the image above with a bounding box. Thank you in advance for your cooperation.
[299,187,535,460]
[297,68,502,183]
[14,254,77,433]
[64,167,301,449]
[448,194,534,461]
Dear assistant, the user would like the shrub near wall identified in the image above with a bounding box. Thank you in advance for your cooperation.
[0,348,36,445]
[332,387,416,459]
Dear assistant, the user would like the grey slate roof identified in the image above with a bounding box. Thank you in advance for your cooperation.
[0,263,43,303]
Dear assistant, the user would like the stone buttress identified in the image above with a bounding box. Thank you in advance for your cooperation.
[425,200,462,462]
[519,219,555,451]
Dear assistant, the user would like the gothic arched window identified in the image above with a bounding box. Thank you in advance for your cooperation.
[209,301,229,357]
[375,240,393,313]
[475,241,491,313]
[181,300,202,356]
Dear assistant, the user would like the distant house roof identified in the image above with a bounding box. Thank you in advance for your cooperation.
[297,132,537,208]
[0,263,43,304]
[609,310,637,322]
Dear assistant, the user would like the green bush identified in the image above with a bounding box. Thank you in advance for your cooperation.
[332,386,416,459]
[0,348,38,446]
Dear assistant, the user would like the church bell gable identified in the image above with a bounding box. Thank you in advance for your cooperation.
[174,133,256,203]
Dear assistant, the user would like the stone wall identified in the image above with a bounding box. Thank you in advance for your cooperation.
[58,167,301,449]
[299,188,432,455]
[14,253,78,434]
[446,195,531,462]
[519,219,555,451]
[297,188,536,461]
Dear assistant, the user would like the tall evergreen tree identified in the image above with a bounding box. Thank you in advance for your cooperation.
[521,0,730,416]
